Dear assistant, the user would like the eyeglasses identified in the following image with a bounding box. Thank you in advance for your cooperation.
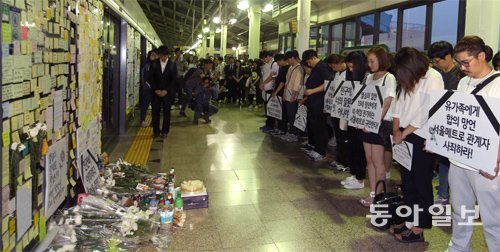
[457,57,476,68]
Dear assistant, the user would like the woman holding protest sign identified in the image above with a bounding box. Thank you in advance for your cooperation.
[391,47,444,243]
[358,46,397,207]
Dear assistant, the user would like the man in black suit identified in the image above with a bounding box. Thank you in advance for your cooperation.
[148,45,177,138]
[224,56,237,103]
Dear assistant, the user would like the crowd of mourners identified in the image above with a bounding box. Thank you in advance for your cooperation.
[141,35,500,250]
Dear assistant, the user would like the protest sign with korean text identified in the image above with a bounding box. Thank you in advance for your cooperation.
[332,80,360,120]
[294,105,307,132]
[323,79,335,115]
[348,85,387,133]
[427,90,500,174]
[390,135,413,171]
[266,96,282,120]
[81,150,100,194]
[45,136,68,218]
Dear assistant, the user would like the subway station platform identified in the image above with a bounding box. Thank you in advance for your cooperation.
[109,106,488,251]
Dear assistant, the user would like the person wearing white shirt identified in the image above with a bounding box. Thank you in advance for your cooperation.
[391,47,444,243]
[259,51,280,132]
[358,46,397,207]
[448,36,500,252]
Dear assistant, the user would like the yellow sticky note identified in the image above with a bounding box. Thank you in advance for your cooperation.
[2,216,8,233]
[37,193,42,206]
[33,212,39,228]
[2,233,9,252]
[17,176,23,187]
[9,235,15,251]
[69,177,76,186]
[16,241,22,251]
[24,167,33,180]
[39,215,46,240]
[22,234,29,249]
[8,218,15,235]
[2,132,10,147]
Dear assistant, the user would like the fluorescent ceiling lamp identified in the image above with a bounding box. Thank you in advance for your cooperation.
[215,27,221,33]
[212,16,221,24]
[197,34,203,39]
[203,27,210,33]
[229,18,237,25]
[263,3,273,12]
[237,1,249,10]
[232,47,237,50]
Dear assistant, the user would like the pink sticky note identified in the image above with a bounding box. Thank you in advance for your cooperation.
[21,26,28,40]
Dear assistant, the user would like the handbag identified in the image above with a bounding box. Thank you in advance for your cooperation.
[371,180,405,231]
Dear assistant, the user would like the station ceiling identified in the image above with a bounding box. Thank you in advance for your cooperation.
[137,0,279,48]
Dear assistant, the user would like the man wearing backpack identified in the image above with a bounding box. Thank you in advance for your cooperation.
[148,46,177,138]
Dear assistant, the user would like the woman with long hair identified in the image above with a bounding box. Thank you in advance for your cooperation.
[391,47,444,243]
[341,51,368,190]
[358,46,396,207]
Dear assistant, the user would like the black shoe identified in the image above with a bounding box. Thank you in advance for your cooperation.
[179,111,187,117]
[161,133,168,139]
[389,224,408,235]
[395,230,425,243]
[153,133,160,138]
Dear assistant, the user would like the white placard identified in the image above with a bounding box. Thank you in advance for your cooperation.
[348,85,387,133]
[390,135,413,171]
[323,80,335,115]
[81,150,100,194]
[266,96,282,120]
[427,90,500,174]
[293,105,307,132]
[332,80,360,120]
[76,118,101,176]
[16,179,32,241]
[45,136,68,218]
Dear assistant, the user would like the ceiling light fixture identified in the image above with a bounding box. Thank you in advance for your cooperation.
[203,27,210,33]
[212,16,221,24]
[229,18,237,25]
[215,27,221,33]
[237,1,249,10]
[262,3,273,12]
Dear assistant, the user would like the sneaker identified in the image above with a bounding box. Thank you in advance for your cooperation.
[307,151,326,161]
[340,175,356,185]
[386,171,391,180]
[433,196,449,205]
[343,179,364,189]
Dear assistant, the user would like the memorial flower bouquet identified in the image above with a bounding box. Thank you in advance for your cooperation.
[47,195,171,251]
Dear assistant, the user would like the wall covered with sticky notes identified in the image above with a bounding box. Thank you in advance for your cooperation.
[1,0,103,250]
[125,24,141,116]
